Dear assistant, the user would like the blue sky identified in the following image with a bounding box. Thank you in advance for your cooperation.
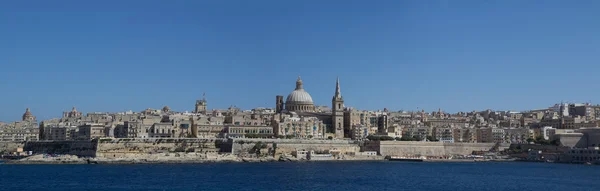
[1,0,600,121]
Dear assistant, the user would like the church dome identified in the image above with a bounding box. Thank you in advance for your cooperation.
[285,76,315,112]
[23,108,32,117]
[22,108,36,121]
[286,89,314,104]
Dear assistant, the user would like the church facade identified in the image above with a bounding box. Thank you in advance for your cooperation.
[273,76,347,139]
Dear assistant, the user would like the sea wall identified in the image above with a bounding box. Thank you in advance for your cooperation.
[364,141,509,157]
[230,138,360,157]
[24,140,98,157]
[0,141,25,153]
[95,138,227,159]
[508,144,569,153]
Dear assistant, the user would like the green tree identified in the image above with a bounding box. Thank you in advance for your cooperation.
[328,136,333,140]
[380,136,394,141]
[413,136,422,141]
[426,136,438,142]
[526,138,534,143]
[367,135,379,140]
[251,142,267,155]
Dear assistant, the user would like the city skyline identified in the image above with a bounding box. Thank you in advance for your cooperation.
[2,1,600,121]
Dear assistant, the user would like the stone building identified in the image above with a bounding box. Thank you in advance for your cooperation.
[227,125,274,138]
[62,107,83,118]
[195,94,208,114]
[273,115,325,139]
[350,124,369,140]
[452,128,477,143]
[78,123,107,140]
[192,124,226,138]
[46,127,68,141]
[149,123,174,138]
[433,127,454,141]
[273,76,348,139]
[0,121,39,142]
[402,125,431,140]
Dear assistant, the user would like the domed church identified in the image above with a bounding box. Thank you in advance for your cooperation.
[274,76,346,139]
[284,76,315,112]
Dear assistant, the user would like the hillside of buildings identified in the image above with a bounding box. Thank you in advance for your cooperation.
[2,78,600,164]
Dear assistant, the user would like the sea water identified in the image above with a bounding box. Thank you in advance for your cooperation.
[1,161,599,191]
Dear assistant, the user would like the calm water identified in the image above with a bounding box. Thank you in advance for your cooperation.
[1,161,599,191]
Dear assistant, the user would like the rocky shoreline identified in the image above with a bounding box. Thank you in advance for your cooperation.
[2,154,386,165]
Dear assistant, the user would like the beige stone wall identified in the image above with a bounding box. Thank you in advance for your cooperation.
[372,141,506,157]
[0,141,25,153]
[96,138,225,159]
[230,138,360,157]
[24,140,97,157]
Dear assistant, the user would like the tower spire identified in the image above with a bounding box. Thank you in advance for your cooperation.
[333,77,342,99]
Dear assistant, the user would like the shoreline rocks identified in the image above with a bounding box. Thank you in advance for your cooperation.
[4,153,384,165]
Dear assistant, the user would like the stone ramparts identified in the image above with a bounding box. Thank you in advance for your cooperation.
[366,141,509,157]
[0,141,25,153]
[24,140,97,157]
[95,138,227,159]
[230,138,360,157]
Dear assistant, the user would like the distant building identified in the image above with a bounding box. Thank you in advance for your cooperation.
[227,125,274,138]
[78,123,107,140]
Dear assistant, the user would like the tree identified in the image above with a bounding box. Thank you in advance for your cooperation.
[251,142,268,155]
[426,136,438,142]
[526,138,534,143]
[367,135,379,140]
[413,136,422,141]
[380,136,394,141]
[307,135,313,139]
[328,136,333,140]
[395,137,402,141]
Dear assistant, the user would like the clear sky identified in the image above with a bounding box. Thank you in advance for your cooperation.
[1,0,600,121]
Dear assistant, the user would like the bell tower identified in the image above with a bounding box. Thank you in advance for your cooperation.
[332,77,344,138]
[195,93,207,114]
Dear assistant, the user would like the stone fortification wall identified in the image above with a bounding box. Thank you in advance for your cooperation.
[95,138,227,159]
[509,144,569,153]
[366,141,507,157]
[230,138,360,157]
[24,141,97,157]
[0,142,25,153]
